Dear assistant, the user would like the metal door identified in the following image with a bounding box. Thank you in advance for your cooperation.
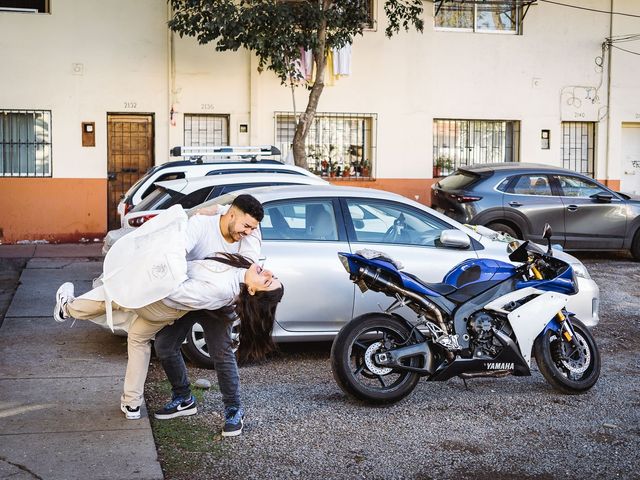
[107,114,154,230]
[621,123,640,195]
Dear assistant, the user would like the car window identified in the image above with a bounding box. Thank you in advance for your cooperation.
[130,187,174,212]
[554,175,608,198]
[508,174,553,196]
[179,187,215,209]
[346,199,450,247]
[436,170,480,190]
[140,172,186,199]
[262,200,338,241]
[214,182,302,198]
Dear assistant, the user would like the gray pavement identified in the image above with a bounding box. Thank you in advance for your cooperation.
[0,244,163,480]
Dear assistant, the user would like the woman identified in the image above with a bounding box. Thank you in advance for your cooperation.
[53,253,284,420]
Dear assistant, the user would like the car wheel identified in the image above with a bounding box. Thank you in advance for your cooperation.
[486,221,520,239]
[180,320,240,369]
[631,230,640,261]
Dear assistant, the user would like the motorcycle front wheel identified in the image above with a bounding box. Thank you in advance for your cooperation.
[533,317,601,394]
[331,314,421,404]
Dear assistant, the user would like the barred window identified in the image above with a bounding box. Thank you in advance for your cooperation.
[0,0,49,13]
[0,110,52,177]
[434,1,521,34]
[183,114,229,161]
[433,119,520,177]
[275,112,376,179]
[561,122,595,178]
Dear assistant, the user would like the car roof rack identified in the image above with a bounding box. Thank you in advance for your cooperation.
[169,145,282,164]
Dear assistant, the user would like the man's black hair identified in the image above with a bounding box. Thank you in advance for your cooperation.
[232,194,264,222]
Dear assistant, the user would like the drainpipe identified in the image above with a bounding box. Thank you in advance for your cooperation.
[168,3,176,155]
[604,0,613,185]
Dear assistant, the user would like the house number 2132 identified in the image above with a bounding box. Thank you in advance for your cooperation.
[124,102,138,109]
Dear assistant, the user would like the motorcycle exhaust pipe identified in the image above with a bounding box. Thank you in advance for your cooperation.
[358,266,448,335]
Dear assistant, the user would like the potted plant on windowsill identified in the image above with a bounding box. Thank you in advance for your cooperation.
[433,156,453,178]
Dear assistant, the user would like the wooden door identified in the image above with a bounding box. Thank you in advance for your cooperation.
[107,114,154,230]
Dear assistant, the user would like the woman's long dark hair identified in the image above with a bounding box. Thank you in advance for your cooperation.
[205,253,284,363]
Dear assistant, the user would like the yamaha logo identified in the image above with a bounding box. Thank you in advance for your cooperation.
[486,362,514,370]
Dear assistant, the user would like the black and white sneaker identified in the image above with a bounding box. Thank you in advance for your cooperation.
[154,395,197,420]
[53,282,75,322]
[120,404,141,420]
[222,406,245,437]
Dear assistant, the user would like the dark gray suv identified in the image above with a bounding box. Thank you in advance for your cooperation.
[431,162,640,260]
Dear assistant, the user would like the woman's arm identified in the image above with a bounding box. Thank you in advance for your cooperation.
[163,263,245,311]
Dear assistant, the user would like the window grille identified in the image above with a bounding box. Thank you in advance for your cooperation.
[275,112,376,179]
[434,1,521,34]
[561,122,595,177]
[0,0,49,13]
[0,110,52,177]
[433,119,520,176]
[183,114,229,161]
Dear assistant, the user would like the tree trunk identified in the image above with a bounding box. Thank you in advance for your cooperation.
[292,3,329,170]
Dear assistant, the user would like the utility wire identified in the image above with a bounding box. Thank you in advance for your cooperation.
[539,0,640,18]
[611,44,640,56]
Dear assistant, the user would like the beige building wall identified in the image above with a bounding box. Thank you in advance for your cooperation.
[1,0,638,241]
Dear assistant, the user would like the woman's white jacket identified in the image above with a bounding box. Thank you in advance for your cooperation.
[79,205,189,332]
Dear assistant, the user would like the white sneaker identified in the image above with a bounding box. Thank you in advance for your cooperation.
[121,403,141,420]
[53,282,75,322]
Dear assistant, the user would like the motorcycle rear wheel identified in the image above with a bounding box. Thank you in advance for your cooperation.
[331,314,421,404]
[534,317,600,394]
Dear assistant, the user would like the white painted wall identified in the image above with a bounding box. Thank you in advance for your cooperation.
[1,0,639,183]
[0,0,169,178]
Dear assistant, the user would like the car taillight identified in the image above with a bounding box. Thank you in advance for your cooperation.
[449,194,482,203]
[124,203,132,216]
[128,214,157,227]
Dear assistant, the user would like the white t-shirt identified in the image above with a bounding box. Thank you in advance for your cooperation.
[164,209,262,309]
[163,260,246,311]
[184,213,261,262]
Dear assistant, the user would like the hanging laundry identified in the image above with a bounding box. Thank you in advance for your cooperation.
[303,48,314,81]
[325,49,337,86]
[332,43,352,76]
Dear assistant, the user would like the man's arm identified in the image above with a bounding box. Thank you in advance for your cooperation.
[238,227,262,263]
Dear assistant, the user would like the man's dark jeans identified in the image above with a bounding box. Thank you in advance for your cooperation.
[153,308,241,408]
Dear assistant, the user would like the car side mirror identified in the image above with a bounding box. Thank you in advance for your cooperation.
[440,229,471,249]
[590,192,613,203]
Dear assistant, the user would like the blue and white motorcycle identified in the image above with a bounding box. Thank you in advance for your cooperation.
[331,225,601,404]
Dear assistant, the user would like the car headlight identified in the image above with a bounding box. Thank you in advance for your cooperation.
[571,261,592,280]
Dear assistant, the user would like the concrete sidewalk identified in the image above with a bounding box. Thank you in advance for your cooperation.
[0,244,163,480]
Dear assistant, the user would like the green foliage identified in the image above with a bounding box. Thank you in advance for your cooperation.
[169,0,424,86]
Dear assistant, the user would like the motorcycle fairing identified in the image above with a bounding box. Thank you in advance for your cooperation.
[429,342,530,381]
[485,286,570,365]
[515,266,578,296]
[443,258,516,288]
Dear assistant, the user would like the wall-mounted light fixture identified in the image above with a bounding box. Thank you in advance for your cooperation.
[541,129,550,150]
[82,122,95,147]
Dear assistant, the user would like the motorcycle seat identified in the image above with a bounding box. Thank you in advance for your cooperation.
[403,272,458,296]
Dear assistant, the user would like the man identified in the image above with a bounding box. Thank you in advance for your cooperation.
[153,194,263,437]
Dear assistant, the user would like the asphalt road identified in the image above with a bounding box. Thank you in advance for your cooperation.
[145,252,640,480]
